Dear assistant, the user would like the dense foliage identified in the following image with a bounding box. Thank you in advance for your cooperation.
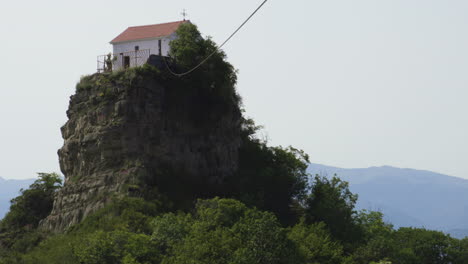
[1,173,62,230]
[0,173,61,256]
[2,192,467,264]
[1,23,467,263]
[225,118,309,225]
[167,22,240,110]
[304,175,364,252]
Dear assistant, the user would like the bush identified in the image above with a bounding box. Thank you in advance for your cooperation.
[73,230,160,264]
[224,119,309,225]
[153,198,299,264]
[1,173,62,230]
[303,175,363,251]
[288,220,347,264]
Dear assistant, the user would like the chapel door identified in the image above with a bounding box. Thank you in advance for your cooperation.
[158,40,162,56]
[124,56,130,69]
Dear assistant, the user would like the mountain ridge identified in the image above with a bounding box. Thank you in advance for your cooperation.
[309,164,468,184]
[308,163,468,239]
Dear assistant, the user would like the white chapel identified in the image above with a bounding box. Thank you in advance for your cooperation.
[99,20,189,72]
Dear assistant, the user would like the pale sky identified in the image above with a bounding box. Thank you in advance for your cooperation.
[1,0,467,180]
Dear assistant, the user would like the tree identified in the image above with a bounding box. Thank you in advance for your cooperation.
[153,198,299,264]
[73,230,161,264]
[222,118,310,225]
[391,228,454,264]
[169,23,205,68]
[0,173,62,255]
[231,142,309,224]
[168,22,238,98]
[352,210,395,264]
[449,237,468,264]
[303,175,363,251]
[288,220,348,264]
[1,173,62,230]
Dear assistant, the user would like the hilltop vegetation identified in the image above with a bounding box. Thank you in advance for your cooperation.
[0,177,35,218]
[2,173,468,264]
[1,23,468,264]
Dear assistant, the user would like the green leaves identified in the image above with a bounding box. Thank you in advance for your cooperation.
[1,172,62,230]
[73,230,161,264]
[4,194,468,264]
[231,130,310,225]
[169,23,205,69]
[391,228,454,264]
[304,175,363,251]
[352,211,395,263]
[151,213,193,251]
[288,221,346,264]
[152,198,297,264]
[167,23,238,103]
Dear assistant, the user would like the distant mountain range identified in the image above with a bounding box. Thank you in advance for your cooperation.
[0,177,35,219]
[308,164,468,239]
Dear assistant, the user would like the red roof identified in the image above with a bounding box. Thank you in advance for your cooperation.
[110,20,188,43]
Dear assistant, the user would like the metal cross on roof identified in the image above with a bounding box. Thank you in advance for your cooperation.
[181,9,188,21]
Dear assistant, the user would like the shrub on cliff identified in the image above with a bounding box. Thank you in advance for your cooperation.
[168,23,239,104]
[0,173,62,230]
[225,118,309,225]
[0,173,61,255]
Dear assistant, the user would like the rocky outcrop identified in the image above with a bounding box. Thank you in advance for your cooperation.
[41,68,242,232]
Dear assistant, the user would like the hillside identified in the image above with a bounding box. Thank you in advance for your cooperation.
[0,177,35,219]
[308,163,468,238]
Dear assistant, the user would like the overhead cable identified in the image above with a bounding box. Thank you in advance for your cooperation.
[165,0,269,77]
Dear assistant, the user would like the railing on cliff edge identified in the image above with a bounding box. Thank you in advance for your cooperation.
[97,49,151,73]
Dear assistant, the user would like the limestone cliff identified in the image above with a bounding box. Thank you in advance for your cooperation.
[41,67,242,232]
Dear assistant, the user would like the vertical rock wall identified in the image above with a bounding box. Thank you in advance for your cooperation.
[41,68,242,232]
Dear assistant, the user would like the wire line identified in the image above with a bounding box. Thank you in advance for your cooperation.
[164,0,269,77]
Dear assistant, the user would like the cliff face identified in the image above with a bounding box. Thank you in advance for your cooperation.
[41,67,242,232]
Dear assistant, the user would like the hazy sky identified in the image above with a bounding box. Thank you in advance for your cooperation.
[1,0,467,180]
